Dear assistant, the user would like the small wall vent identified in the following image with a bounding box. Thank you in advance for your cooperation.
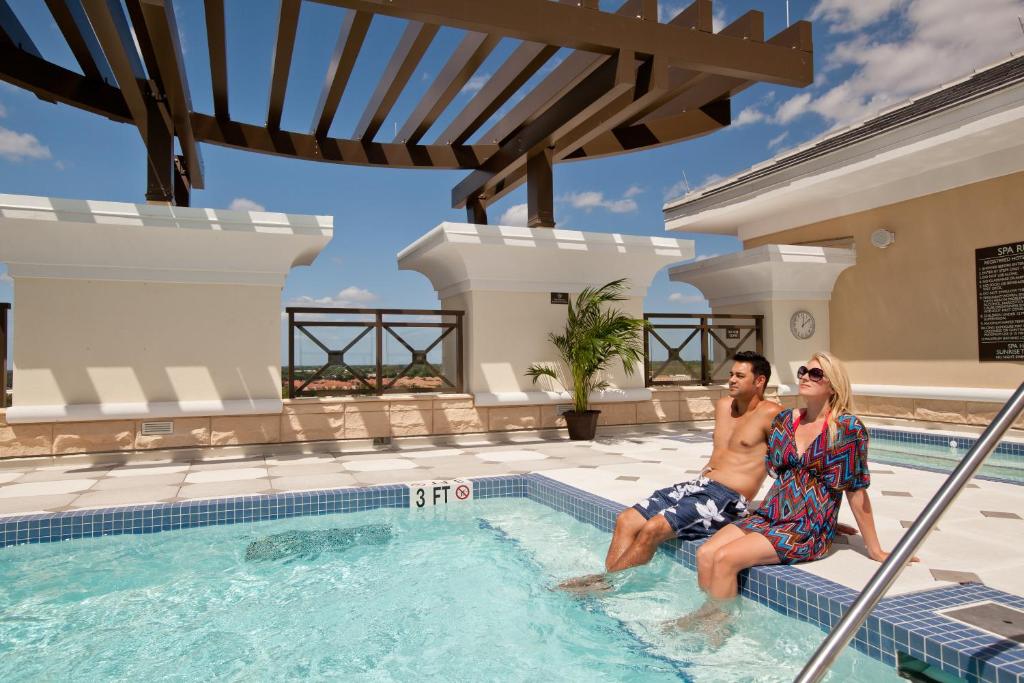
[140,421,174,436]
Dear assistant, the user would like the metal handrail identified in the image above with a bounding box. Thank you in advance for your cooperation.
[796,381,1024,683]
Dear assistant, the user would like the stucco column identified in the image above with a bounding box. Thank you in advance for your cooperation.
[668,244,855,387]
[0,194,332,423]
[398,222,694,405]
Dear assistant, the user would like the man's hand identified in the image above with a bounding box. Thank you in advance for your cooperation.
[836,522,858,536]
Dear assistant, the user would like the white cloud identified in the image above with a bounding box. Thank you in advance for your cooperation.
[778,0,1024,127]
[733,107,766,127]
[289,286,377,308]
[0,126,51,161]
[462,73,491,94]
[811,0,907,33]
[0,103,6,118]
[229,197,265,212]
[54,160,66,170]
[768,131,789,149]
[0,271,11,284]
[498,203,529,226]
[712,5,727,32]
[669,292,706,305]
[624,185,644,198]
[560,190,638,214]
[659,2,725,29]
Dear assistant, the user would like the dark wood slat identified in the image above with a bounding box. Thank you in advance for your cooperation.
[192,112,497,169]
[353,20,439,141]
[0,0,41,58]
[0,41,129,120]
[395,31,499,143]
[44,0,115,83]
[319,0,813,86]
[81,0,152,136]
[135,0,205,189]
[477,0,645,148]
[267,0,301,130]
[451,50,635,208]
[203,0,229,120]
[434,41,557,146]
[311,9,371,137]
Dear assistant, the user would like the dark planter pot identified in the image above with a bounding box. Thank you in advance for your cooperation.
[564,410,601,440]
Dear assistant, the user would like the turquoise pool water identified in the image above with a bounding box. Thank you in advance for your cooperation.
[0,499,899,682]
[869,437,1024,483]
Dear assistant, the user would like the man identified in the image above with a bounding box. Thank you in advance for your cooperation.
[560,351,781,591]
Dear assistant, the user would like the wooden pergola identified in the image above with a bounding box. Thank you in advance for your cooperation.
[0,0,812,226]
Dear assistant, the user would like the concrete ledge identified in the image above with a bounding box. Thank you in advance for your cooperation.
[4,399,284,424]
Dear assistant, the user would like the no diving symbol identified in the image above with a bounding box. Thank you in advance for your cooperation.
[455,484,471,500]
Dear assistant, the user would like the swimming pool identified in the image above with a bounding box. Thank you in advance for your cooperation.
[0,498,899,682]
[868,429,1024,484]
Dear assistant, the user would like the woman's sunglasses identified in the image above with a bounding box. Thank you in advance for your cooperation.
[797,366,827,383]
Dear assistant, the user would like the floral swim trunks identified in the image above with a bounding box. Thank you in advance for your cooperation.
[632,476,749,540]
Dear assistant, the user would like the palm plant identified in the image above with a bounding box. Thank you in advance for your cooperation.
[526,279,648,415]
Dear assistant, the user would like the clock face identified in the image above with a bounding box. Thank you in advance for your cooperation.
[790,310,815,340]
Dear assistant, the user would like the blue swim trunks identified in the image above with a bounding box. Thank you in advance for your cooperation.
[632,476,749,540]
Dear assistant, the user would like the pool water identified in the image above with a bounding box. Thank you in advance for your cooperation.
[0,499,900,682]
[869,437,1024,483]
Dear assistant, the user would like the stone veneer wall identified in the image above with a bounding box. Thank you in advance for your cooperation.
[0,388,1019,458]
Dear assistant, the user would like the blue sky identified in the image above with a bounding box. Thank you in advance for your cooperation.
[2,0,1022,361]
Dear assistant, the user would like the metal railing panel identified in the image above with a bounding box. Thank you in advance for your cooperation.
[644,312,764,387]
[796,381,1024,683]
[285,307,465,398]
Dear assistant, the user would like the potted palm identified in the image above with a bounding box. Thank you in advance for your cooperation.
[526,279,647,440]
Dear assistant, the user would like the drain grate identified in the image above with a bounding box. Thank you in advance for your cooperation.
[941,602,1024,643]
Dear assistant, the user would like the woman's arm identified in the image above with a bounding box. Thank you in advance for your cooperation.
[845,489,888,561]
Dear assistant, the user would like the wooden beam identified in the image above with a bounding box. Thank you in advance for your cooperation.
[44,0,115,83]
[0,0,41,58]
[0,41,130,121]
[434,41,557,146]
[133,0,205,189]
[267,0,301,130]
[203,0,229,120]
[451,50,635,208]
[396,31,499,143]
[318,0,813,86]
[311,9,371,137]
[192,112,498,169]
[353,20,439,141]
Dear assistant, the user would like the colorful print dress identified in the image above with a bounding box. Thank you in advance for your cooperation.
[735,409,870,564]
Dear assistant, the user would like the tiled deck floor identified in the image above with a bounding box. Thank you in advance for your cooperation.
[1,421,1022,599]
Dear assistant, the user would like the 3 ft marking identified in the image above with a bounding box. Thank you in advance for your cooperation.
[410,479,473,508]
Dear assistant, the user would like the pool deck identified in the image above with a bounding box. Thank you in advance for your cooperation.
[0,419,1022,600]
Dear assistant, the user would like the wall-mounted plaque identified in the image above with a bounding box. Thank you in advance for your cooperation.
[550,292,569,305]
[976,240,1024,362]
[726,327,740,340]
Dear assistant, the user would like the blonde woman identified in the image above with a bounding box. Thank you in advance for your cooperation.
[694,352,891,602]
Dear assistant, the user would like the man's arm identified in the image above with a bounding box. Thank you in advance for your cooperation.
[711,396,733,449]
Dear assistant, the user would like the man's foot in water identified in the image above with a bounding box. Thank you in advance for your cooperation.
[557,573,613,593]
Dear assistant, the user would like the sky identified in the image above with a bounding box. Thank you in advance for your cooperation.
[1,0,1023,365]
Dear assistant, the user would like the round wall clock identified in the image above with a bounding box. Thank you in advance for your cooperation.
[790,310,815,340]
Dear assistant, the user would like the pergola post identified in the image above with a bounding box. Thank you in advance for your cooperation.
[466,197,488,225]
[144,96,174,203]
[526,146,555,228]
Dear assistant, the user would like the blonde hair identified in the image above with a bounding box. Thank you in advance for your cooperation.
[807,351,854,447]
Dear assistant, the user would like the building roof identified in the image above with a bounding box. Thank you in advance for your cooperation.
[663,54,1024,238]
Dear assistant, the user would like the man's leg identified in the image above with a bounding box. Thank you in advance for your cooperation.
[605,514,677,573]
[604,508,649,570]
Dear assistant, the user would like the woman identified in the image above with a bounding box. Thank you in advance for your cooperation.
[695,351,892,601]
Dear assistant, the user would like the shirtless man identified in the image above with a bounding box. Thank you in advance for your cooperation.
[559,351,780,591]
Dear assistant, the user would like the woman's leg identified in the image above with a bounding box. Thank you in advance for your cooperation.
[707,530,780,599]
[695,524,746,592]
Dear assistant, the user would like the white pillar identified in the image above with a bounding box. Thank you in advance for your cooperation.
[669,244,856,387]
[0,194,332,423]
[398,222,694,405]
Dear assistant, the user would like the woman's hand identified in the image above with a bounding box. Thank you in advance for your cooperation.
[867,546,919,563]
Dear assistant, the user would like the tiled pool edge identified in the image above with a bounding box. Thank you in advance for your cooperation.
[522,473,1024,683]
[1,474,1022,683]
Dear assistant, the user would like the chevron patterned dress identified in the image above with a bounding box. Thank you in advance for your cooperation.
[735,409,871,564]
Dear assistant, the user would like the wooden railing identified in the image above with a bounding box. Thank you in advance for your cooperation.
[644,312,764,387]
[285,307,464,398]
[1,302,9,408]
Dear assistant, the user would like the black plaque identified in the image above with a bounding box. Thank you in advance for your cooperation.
[976,240,1024,362]
[726,327,740,340]
[550,292,569,305]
